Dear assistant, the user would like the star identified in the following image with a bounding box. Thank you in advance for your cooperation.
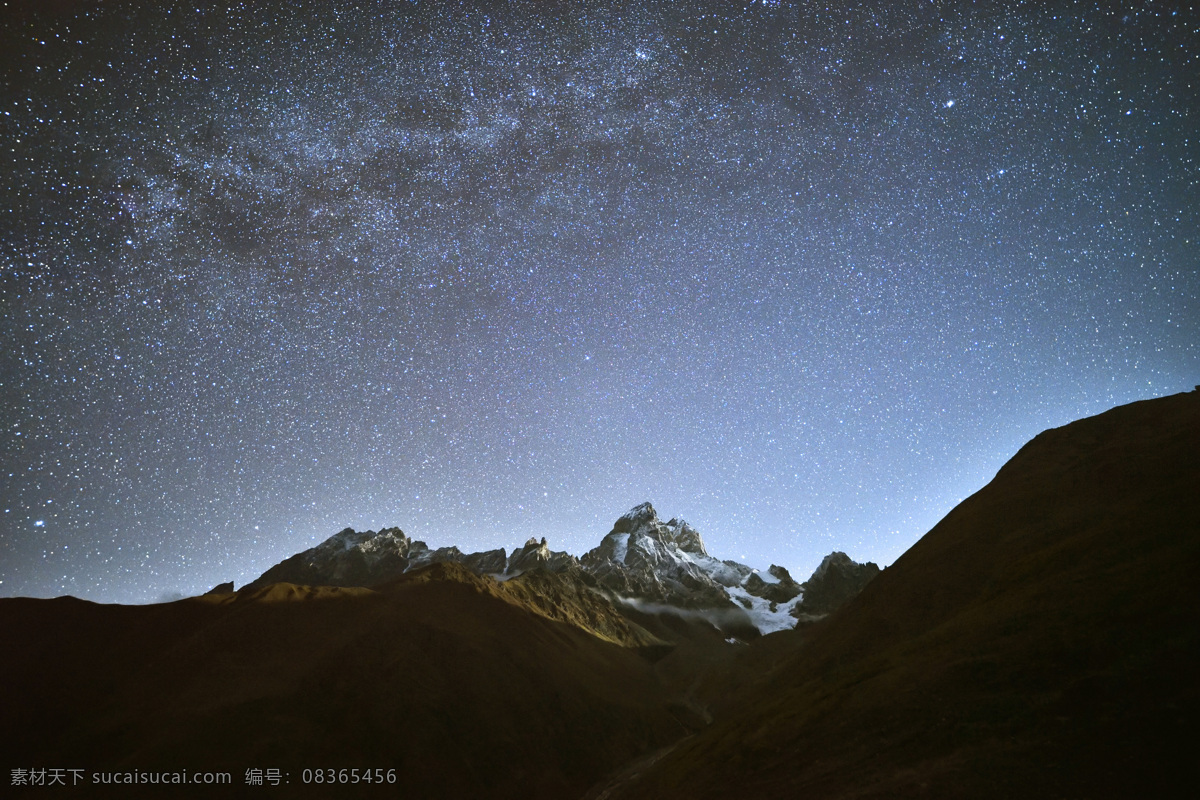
[0,0,1195,603]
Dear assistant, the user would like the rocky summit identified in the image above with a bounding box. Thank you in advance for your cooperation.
[790,551,881,618]
[242,501,876,635]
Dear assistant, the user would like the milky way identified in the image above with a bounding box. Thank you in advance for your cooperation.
[2,1,1196,603]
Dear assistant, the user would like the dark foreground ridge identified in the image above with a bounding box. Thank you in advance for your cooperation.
[2,390,1197,799]
[609,389,1200,799]
[0,505,876,799]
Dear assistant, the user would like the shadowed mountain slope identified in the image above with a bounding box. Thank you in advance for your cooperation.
[612,390,1200,799]
[0,563,688,799]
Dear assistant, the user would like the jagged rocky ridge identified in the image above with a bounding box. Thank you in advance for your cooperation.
[243,501,878,634]
[791,551,881,619]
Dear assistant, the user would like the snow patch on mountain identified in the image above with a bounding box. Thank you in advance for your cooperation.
[611,533,631,565]
[753,568,781,585]
[726,585,804,634]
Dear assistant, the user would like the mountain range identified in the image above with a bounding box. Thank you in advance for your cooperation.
[238,499,879,638]
[2,390,1197,798]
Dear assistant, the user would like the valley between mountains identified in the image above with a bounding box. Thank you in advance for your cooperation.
[3,390,1198,798]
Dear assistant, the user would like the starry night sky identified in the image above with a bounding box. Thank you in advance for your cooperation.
[2,0,1196,603]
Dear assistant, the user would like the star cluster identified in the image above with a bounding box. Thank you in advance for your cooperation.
[2,1,1196,602]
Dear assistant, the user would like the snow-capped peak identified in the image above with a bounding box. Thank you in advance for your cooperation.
[244,504,874,637]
